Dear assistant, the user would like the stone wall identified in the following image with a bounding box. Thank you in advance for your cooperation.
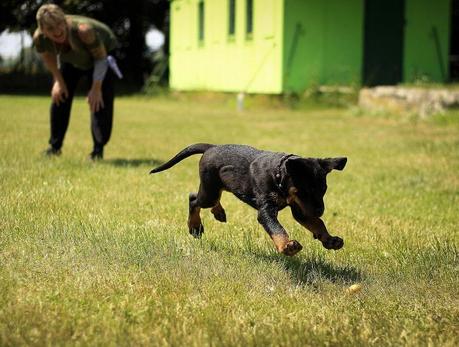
[359,86,459,117]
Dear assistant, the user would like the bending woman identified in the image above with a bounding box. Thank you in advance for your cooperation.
[34,4,119,160]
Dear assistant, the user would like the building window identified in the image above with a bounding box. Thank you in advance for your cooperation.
[198,0,205,42]
[228,0,236,36]
[246,0,253,37]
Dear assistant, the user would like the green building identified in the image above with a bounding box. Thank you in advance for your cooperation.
[169,0,458,93]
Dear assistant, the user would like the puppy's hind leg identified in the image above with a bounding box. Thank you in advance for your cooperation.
[211,199,227,223]
[188,183,223,238]
[188,193,204,238]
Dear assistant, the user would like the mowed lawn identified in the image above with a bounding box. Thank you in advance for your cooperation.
[0,94,458,346]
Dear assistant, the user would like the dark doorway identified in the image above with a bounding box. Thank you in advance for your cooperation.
[450,0,459,81]
[363,0,405,86]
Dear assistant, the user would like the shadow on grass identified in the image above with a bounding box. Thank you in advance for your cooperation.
[204,238,364,286]
[270,253,363,286]
[248,249,363,286]
[103,158,163,168]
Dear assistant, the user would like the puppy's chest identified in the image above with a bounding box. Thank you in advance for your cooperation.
[268,192,289,209]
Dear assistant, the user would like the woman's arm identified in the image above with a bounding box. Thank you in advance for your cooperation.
[78,24,108,113]
[40,51,69,105]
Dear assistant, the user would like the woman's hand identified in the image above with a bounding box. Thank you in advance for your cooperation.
[87,84,104,113]
[51,80,68,105]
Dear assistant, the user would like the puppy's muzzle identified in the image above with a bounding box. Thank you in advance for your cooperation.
[288,188,324,217]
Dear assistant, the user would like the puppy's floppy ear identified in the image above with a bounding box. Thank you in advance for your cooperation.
[319,157,347,173]
[285,157,307,174]
[285,157,316,181]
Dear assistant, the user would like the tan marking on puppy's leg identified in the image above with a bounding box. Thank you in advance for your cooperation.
[210,203,222,214]
[296,217,329,241]
[270,233,290,253]
[271,234,303,256]
[297,216,343,249]
[188,207,202,229]
[211,201,227,222]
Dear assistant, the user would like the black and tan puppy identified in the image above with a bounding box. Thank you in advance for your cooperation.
[150,144,347,256]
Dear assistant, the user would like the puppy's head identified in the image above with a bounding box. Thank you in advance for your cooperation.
[286,157,347,217]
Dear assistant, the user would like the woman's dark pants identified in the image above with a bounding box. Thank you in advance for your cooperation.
[49,62,114,154]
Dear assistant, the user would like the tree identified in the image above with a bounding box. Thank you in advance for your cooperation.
[0,0,170,88]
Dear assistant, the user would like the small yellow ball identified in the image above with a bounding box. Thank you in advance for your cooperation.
[347,283,363,294]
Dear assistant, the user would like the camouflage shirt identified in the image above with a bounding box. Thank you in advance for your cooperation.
[33,15,118,70]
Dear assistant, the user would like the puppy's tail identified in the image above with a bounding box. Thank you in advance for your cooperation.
[150,143,215,174]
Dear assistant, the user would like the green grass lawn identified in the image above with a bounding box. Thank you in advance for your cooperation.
[0,94,458,346]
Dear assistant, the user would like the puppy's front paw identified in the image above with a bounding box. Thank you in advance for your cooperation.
[282,240,303,256]
[189,224,204,238]
[322,236,344,250]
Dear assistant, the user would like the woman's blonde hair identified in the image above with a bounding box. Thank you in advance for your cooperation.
[36,4,66,30]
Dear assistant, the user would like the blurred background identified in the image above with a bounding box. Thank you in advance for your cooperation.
[1,0,458,106]
[0,0,169,93]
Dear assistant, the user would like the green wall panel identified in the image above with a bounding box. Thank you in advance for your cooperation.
[170,0,284,93]
[283,0,323,91]
[170,0,452,93]
[404,0,451,82]
[322,0,363,86]
[283,0,363,92]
